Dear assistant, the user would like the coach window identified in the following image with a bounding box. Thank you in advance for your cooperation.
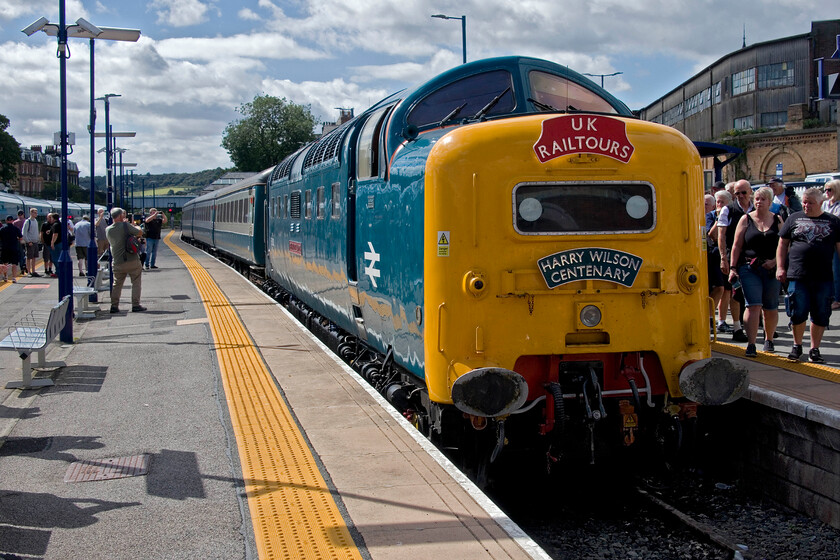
[407,70,515,129]
[529,71,618,114]
[331,182,340,218]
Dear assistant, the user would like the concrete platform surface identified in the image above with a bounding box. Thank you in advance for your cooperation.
[0,234,547,560]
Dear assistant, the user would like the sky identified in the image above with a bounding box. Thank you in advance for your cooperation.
[0,0,837,176]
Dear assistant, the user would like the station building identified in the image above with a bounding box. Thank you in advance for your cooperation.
[9,145,80,197]
[637,20,840,183]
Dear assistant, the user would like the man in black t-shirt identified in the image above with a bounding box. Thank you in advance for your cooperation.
[777,188,840,363]
[143,208,167,270]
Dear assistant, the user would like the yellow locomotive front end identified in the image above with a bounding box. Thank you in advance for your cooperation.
[423,113,747,462]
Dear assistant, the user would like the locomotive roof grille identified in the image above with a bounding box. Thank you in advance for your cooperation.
[271,146,307,183]
[303,121,351,170]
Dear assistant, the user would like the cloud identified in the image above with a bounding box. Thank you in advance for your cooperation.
[1,0,835,176]
[155,33,325,62]
[238,9,261,21]
[149,0,213,28]
[0,0,89,23]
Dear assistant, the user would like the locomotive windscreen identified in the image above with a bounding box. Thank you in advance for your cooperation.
[513,182,655,235]
[529,71,619,114]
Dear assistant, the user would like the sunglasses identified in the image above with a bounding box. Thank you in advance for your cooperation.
[735,191,749,195]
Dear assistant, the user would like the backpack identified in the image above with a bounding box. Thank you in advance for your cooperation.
[123,222,139,259]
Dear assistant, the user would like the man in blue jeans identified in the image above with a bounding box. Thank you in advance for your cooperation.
[777,188,840,363]
[143,208,166,270]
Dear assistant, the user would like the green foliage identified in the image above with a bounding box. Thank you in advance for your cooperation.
[803,118,827,129]
[41,181,106,205]
[0,114,22,184]
[221,95,317,171]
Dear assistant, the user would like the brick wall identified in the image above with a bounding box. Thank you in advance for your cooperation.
[720,128,838,182]
[730,388,840,529]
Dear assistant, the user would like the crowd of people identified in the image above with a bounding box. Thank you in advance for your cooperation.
[707,177,840,362]
[0,207,167,313]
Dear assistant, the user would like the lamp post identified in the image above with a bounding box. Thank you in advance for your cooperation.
[431,14,466,64]
[114,147,127,207]
[23,15,139,314]
[583,71,623,88]
[96,94,119,211]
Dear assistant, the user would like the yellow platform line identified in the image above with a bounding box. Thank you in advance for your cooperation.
[712,340,840,384]
[164,231,363,560]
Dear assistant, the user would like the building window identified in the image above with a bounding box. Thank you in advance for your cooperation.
[731,68,755,96]
[760,111,787,128]
[662,102,683,126]
[733,115,755,130]
[758,62,794,89]
[712,82,722,104]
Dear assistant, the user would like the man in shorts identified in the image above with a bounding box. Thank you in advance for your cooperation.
[777,187,840,363]
[21,208,41,277]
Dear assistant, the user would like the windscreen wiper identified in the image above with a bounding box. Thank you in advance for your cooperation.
[527,97,558,112]
[471,86,512,121]
[439,102,467,127]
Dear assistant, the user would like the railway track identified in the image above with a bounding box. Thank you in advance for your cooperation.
[229,251,840,560]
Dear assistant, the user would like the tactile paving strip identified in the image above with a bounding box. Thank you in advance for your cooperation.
[164,232,363,560]
[65,454,150,483]
[712,340,840,383]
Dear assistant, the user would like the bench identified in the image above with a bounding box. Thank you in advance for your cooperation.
[73,264,110,319]
[0,296,70,389]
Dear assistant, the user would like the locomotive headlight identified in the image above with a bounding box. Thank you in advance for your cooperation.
[518,197,543,222]
[578,303,603,328]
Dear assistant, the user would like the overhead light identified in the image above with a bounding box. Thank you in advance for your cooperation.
[21,17,50,36]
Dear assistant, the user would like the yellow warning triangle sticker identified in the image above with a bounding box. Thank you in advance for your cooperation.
[438,233,449,245]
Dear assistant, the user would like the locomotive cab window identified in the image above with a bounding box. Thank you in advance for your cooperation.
[514,182,655,235]
[407,69,515,128]
[529,71,618,114]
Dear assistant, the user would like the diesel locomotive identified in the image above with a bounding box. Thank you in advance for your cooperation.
[183,56,747,473]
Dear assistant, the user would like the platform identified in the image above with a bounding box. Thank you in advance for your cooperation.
[2,232,840,558]
[0,234,547,560]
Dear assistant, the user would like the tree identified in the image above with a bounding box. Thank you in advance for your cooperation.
[0,114,22,184]
[222,95,317,171]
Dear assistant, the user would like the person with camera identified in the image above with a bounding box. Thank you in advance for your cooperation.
[728,186,783,357]
[143,208,167,270]
[105,207,145,313]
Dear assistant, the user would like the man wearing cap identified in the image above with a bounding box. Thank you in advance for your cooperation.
[73,215,92,277]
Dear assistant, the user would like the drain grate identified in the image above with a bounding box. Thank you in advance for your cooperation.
[65,454,150,483]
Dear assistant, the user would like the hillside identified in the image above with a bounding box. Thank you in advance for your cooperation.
[80,168,229,195]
